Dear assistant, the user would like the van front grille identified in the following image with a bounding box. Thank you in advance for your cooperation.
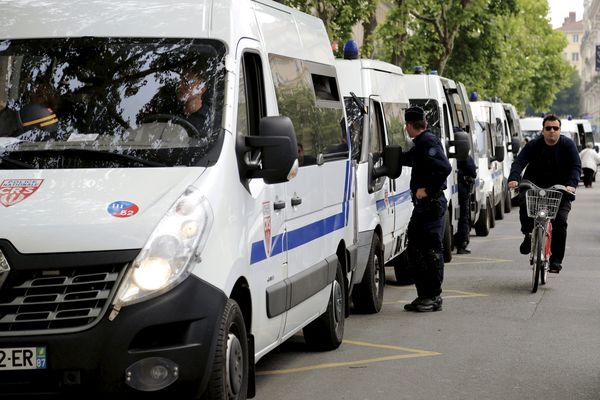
[0,264,125,334]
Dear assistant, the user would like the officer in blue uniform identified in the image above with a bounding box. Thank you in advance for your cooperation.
[454,155,477,254]
[401,106,452,312]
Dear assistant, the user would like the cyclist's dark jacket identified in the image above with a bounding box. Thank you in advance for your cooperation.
[401,128,451,196]
[508,135,581,189]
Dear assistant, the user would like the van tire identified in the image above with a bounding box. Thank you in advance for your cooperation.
[442,211,452,263]
[352,234,384,314]
[495,190,505,220]
[504,188,512,213]
[205,299,248,400]
[303,261,345,351]
[393,251,414,285]
[489,197,496,228]
[474,202,490,237]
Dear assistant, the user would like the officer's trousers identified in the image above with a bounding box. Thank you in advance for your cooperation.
[454,183,471,247]
[407,197,447,298]
[519,193,572,264]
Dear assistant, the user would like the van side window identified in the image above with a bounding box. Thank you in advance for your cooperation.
[383,102,409,149]
[369,100,384,157]
[443,104,451,142]
[344,97,364,161]
[269,54,345,165]
[238,52,266,137]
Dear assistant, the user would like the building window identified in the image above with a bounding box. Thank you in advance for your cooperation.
[573,33,579,43]
[572,52,579,62]
[564,52,569,60]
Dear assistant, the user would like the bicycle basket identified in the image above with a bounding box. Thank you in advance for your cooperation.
[525,189,563,219]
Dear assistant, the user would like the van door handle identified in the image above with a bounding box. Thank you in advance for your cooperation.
[291,196,302,207]
[274,200,286,210]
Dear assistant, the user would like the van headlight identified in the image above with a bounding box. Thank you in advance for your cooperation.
[110,186,213,317]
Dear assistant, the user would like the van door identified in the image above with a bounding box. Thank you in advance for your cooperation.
[238,50,288,355]
[268,55,348,337]
[368,97,395,260]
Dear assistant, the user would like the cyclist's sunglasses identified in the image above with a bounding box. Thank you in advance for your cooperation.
[543,126,560,131]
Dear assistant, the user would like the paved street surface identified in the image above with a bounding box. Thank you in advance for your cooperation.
[255,185,600,400]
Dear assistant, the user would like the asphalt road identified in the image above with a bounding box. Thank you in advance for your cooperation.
[255,184,600,400]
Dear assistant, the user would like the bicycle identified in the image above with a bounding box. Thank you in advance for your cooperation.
[518,180,575,293]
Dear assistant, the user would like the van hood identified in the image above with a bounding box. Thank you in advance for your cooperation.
[0,168,204,253]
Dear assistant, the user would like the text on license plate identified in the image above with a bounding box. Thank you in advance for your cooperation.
[0,347,47,370]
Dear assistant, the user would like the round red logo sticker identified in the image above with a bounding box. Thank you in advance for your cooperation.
[107,201,139,218]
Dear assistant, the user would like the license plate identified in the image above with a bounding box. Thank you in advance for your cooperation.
[0,347,47,370]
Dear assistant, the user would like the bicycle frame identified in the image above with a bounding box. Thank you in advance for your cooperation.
[530,216,552,291]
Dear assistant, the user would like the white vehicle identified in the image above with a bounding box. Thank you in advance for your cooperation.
[501,102,522,206]
[520,117,544,141]
[561,119,582,149]
[572,119,595,150]
[470,101,507,236]
[403,74,471,262]
[0,1,359,398]
[336,59,411,291]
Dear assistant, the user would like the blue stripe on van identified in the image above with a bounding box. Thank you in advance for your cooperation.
[375,189,412,211]
[250,160,351,265]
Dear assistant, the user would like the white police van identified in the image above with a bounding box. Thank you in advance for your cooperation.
[403,74,472,262]
[335,59,410,294]
[0,1,358,398]
[469,101,506,236]
[520,116,543,141]
[501,102,522,206]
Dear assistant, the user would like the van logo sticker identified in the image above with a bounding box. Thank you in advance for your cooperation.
[0,179,44,207]
[262,201,272,256]
[108,201,139,218]
[384,190,390,208]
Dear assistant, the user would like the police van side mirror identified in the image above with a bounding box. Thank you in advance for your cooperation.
[447,130,470,161]
[243,116,299,184]
[511,138,521,155]
[373,144,402,179]
[595,145,599,153]
[492,145,505,162]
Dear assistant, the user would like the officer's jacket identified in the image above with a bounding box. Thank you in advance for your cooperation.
[508,135,581,189]
[401,129,452,196]
[457,156,477,182]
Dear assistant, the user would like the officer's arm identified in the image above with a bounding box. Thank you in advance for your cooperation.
[425,145,452,196]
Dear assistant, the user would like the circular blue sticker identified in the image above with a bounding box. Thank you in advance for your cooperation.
[108,201,139,218]
[428,148,437,157]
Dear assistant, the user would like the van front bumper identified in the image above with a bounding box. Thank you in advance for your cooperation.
[0,275,227,399]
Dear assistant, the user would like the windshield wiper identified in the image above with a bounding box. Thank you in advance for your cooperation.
[0,155,35,169]
[7,148,168,168]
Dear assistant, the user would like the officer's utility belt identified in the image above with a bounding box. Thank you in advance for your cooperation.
[412,190,443,205]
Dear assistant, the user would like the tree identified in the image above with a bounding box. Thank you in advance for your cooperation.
[549,69,582,117]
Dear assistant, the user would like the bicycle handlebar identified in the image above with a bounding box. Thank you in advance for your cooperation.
[517,179,576,201]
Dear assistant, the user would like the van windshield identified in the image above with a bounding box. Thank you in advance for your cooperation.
[0,38,225,169]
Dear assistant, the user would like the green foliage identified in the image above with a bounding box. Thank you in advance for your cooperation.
[281,0,571,113]
[549,69,582,117]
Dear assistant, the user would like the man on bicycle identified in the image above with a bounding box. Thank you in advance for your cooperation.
[508,114,580,273]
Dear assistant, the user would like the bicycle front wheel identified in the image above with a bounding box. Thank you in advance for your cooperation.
[531,226,544,293]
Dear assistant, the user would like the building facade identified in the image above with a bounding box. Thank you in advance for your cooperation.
[557,12,584,74]
[581,0,600,127]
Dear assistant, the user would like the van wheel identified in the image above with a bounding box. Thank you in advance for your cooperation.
[205,299,248,400]
[442,211,452,263]
[495,190,504,220]
[352,234,384,314]
[474,202,490,237]
[393,251,414,285]
[504,188,512,213]
[303,261,345,351]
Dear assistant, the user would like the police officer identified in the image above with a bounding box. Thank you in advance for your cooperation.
[454,154,477,254]
[401,106,452,312]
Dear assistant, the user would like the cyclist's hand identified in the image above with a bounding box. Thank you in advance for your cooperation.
[508,180,518,189]
[566,186,576,194]
[416,188,428,200]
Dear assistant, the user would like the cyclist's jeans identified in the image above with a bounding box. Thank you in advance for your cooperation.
[519,194,572,263]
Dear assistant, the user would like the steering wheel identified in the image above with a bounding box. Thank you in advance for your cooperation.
[140,114,200,138]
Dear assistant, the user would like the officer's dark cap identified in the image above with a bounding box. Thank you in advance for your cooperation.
[405,106,425,123]
[19,103,58,133]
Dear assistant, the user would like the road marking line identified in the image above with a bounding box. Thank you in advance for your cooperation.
[450,255,513,264]
[257,340,440,376]
[384,288,487,304]
[472,235,522,242]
